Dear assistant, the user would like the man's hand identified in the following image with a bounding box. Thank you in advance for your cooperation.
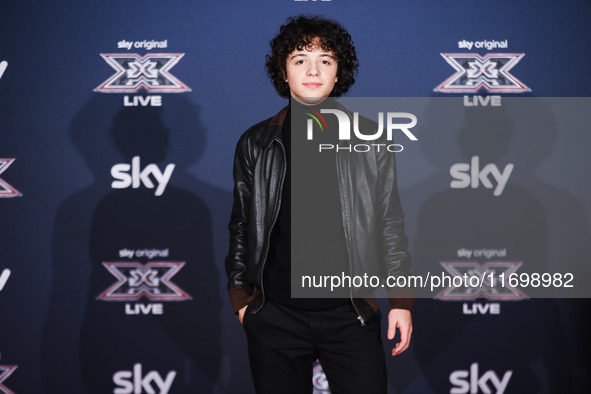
[238,305,248,324]
[387,308,412,356]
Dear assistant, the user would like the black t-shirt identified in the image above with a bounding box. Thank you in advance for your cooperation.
[265,101,349,310]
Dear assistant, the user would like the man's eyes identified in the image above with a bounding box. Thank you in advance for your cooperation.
[293,59,333,65]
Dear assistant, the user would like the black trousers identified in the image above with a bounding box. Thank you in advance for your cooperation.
[243,300,387,394]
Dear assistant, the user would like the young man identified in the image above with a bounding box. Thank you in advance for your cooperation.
[226,16,413,393]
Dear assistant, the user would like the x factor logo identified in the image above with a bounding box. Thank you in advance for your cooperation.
[0,159,21,198]
[434,53,530,93]
[312,362,330,393]
[95,53,191,93]
[98,261,191,301]
[436,261,526,300]
[0,365,17,394]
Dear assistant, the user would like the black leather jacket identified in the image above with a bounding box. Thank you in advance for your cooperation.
[225,106,413,324]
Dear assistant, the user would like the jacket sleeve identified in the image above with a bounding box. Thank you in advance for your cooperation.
[376,145,414,312]
[225,132,255,314]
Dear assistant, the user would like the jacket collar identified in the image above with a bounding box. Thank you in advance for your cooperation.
[257,105,288,149]
[256,100,352,149]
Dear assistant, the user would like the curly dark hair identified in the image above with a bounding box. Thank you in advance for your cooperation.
[266,15,359,98]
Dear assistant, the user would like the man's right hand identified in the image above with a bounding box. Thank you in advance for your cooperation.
[238,305,248,324]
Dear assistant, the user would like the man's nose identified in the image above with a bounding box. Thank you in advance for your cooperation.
[306,62,319,76]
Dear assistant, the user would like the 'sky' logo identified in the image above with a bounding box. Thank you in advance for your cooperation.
[435,53,530,93]
[0,365,17,394]
[95,53,191,93]
[98,261,191,301]
[437,261,526,300]
[0,159,21,198]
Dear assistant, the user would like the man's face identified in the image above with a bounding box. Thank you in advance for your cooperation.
[285,39,338,105]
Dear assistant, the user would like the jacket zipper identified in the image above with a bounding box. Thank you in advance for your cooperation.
[252,137,287,314]
[335,146,366,326]
[253,135,366,326]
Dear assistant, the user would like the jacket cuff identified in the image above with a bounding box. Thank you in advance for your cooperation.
[387,286,414,312]
[228,285,253,314]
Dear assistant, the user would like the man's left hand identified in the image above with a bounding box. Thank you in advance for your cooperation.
[387,308,412,356]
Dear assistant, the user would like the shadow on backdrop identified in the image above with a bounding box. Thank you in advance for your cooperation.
[407,103,571,393]
[41,94,236,393]
[41,95,126,393]
[507,98,591,390]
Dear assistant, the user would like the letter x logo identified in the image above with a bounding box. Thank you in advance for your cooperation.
[0,159,21,198]
[435,53,530,93]
[436,261,526,300]
[0,365,17,394]
[98,261,191,301]
[95,53,191,93]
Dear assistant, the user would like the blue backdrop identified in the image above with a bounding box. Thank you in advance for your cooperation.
[0,0,590,392]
